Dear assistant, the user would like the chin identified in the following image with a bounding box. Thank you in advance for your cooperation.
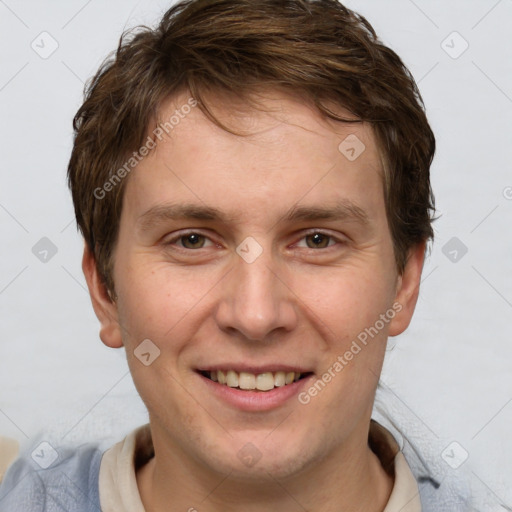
[202,432,316,480]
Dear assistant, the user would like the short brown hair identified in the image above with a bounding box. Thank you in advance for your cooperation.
[68,0,435,295]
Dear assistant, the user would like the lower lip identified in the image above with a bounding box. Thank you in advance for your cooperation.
[198,372,313,412]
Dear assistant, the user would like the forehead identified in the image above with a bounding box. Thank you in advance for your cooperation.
[122,90,385,226]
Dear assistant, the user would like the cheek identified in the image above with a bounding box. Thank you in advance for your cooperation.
[113,256,220,347]
[292,264,396,342]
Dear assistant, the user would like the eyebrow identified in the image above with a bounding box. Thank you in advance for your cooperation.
[284,200,370,225]
[136,203,232,232]
[136,199,370,232]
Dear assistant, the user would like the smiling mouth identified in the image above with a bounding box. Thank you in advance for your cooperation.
[199,370,313,392]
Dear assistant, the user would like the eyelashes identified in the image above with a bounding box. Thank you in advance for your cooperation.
[164,229,347,252]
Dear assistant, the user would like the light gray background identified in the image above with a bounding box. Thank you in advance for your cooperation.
[0,0,511,506]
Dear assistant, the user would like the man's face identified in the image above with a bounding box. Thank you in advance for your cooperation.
[89,91,421,479]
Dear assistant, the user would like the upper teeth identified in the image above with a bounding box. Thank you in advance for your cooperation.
[210,370,301,391]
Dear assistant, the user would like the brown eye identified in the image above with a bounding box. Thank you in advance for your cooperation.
[305,232,331,248]
[180,233,206,249]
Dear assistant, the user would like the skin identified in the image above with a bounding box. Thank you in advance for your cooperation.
[83,90,425,512]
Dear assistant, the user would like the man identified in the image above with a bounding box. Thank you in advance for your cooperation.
[0,0,441,510]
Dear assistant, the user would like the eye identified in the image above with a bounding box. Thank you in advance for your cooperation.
[305,232,332,249]
[168,232,214,249]
[296,231,337,249]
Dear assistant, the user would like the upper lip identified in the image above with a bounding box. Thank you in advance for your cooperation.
[197,364,313,374]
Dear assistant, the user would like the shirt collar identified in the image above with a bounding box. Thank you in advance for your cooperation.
[99,421,421,512]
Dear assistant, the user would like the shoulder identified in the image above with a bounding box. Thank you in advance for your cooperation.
[0,440,104,512]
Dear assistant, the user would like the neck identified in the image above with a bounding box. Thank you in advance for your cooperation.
[137,426,393,512]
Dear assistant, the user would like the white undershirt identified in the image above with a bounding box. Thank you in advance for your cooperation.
[99,422,421,512]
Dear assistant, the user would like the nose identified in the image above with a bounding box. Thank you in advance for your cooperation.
[214,249,298,342]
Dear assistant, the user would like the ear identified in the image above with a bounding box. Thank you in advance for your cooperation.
[388,241,426,337]
[82,242,123,348]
